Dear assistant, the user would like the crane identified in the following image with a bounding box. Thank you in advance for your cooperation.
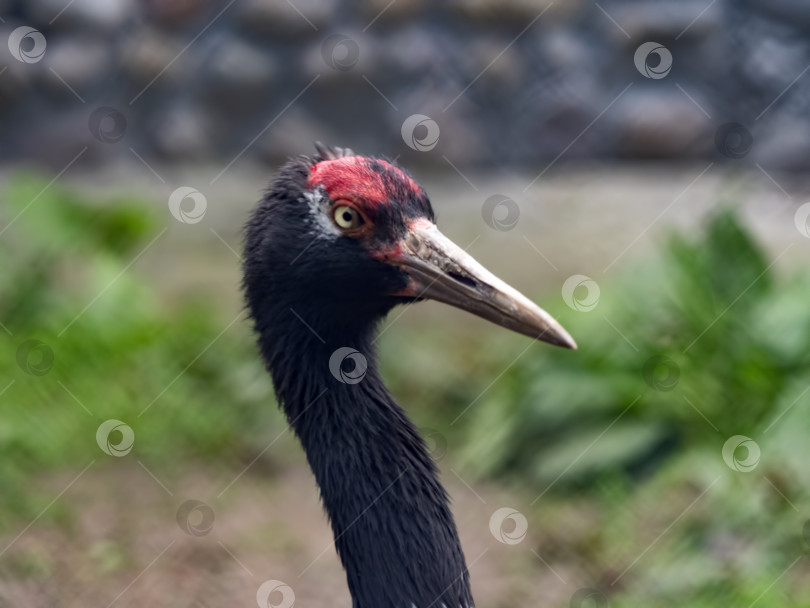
[242,143,576,608]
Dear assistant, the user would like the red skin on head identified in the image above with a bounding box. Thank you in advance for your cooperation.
[308,156,421,208]
[307,156,428,294]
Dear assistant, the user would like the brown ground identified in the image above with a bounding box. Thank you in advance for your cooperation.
[0,460,580,608]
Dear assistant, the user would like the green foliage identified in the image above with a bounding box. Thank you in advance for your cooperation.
[0,175,281,523]
[459,209,810,486]
[453,209,810,607]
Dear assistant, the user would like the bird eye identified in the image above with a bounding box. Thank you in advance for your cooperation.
[332,204,365,230]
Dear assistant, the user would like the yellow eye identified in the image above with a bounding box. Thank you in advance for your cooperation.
[333,205,364,230]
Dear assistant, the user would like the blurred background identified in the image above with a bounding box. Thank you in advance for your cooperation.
[1,0,810,606]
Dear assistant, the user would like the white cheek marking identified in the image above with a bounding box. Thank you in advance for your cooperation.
[303,187,341,239]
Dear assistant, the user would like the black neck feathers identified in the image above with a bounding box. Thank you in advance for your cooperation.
[246,294,473,608]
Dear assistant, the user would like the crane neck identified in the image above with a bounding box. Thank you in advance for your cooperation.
[259,304,474,608]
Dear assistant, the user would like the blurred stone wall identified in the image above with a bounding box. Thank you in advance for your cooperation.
[0,0,808,171]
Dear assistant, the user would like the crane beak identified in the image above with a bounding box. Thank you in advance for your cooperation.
[386,219,577,349]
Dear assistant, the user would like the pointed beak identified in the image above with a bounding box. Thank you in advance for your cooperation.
[386,220,577,349]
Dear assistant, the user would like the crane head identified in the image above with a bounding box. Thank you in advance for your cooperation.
[244,143,576,349]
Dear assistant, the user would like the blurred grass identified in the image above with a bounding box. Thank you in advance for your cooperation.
[458,209,810,485]
[1,174,809,606]
[0,174,283,524]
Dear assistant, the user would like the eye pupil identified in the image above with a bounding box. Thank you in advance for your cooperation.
[333,204,365,231]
